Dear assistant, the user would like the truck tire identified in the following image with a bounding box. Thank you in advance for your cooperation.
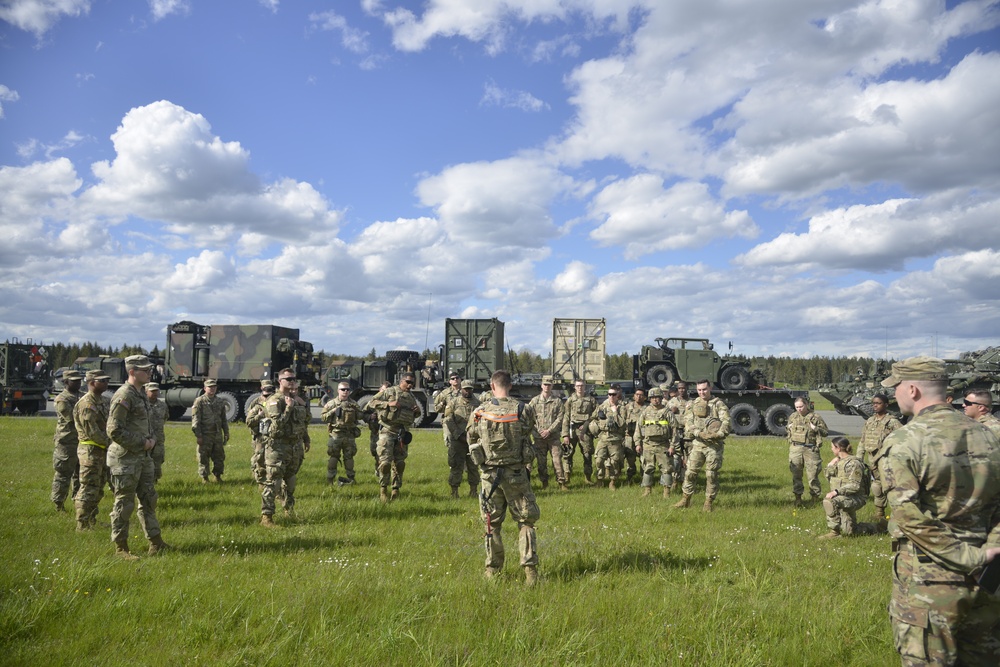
[217,390,241,422]
[244,393,262,419]
[729,403,761,436]
[168,405,187,421]
[419,411,438,427]
[719,366,749,391]
[764,404,794,437]
[645,364,675,388]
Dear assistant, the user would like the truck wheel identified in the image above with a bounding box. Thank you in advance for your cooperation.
[645,364,675,388]
[168,405,187,421]
[217,390,241,422]
[764,404,794,437]
[244,393,262,419]
[419,412,438,427]
[729,403,761,436]
[720,366,749,391]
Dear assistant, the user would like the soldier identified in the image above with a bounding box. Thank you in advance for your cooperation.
[368,372,420,502]
[365,381,392,476]
[635,387,676,498]
[962,389,1000,438]
[561,379,597,485]
[467,370,540,586]
[444,380,481,497]
[73,369,111,531]
[818,436,867,539]
[107,355,170,559]
[145,382,167,482]
[435,371,463,489]
[622,388,646,484]
[859,393,902,530]
[286,384,311,502]
[667,381,690,481]
[786,397,828,506]
[321,382,362,486]
[246,379,275,488]
[51,368,84,512]
[191,378,230,482]
[878,357,1000,666]
[526,376,566,491]
[591,383,629,490]
[674,379,731,512]
[257,369,311,526]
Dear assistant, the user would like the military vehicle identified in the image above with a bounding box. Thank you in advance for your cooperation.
[633,337,805,436]
[819,346,1000,420]
[1,339,50,415]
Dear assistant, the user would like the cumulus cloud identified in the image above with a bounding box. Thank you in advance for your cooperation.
[0,84,19,118]
[589,176,758,259]
[309,10,371,54]
[149,0,188,21]
[0,0,90,36]
[480,80,549,112]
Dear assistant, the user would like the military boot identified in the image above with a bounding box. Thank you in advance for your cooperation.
[558,482,568,491]
[201,476,209,484]
[673,493,692,509]
[663,485,672,499]
[484,566,499,581]
[524,565,538,587]
[469,484,478,498]
[148,534,172,556]
[379,487,389,503]
[390,488,400,501]
[114,539,140,561]
[214,474,223,483]
[260,514,276,528]
[76,520,90,532]
[450,486,460,499]
[794,494,803,507]
[641,486,651,498]
[284,508,296,520]
[817,531,841,540]
[810,493,821,504]
[54,501,66,512]
[541,479,549,490]
[702,498,714,513]
[584,473,595,486]
[875,517,889,534]
[608,478,617,491]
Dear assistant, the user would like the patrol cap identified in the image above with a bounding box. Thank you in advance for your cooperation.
[541,375,554,385]
[461,380,475,389]
[85,369,111,382]
[649,387,664,398]
[881,356,949,388]
[62,369,84,381]
[144,382,160,391]
[260,380,275,390]
[124,354,153,370]
[204,378,218,387]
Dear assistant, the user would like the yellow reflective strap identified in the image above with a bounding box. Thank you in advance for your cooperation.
[80,439,107,449]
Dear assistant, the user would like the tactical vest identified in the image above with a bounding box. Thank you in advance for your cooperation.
[472,397,526,466]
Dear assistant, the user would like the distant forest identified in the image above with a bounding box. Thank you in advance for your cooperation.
[40,342,884,388]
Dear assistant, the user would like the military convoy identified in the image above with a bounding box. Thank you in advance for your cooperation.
[819,346,1000,420]
[0,339,49,415]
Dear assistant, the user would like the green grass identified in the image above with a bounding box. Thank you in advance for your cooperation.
[0,417,896,666]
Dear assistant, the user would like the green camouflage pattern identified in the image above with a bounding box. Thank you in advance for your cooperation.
[444,392,480,490]
[73,390,110,527]
[526,393,566,486]
[107,383,161,544]
[682,397,730,500]
[787,409,827,497]
[321,396,361,483]
[822,454,867,536]
[592,398,628,482]
[786,410,828,446]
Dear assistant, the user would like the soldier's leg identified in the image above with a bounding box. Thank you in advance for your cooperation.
[152,443,165,482]
[456,438,479,493]
[483,471,507,572]
[788,446,804,496]
[343,438,357,482]
[532,439,549,486]
[822,498,840,532]
[548,439,567,485]
[392,439,408,490]
[109,463,140,546]
[375,432,394,489]
[563,435,577,479]
[326,436,340,483]
[657,450,674,488]
[75,446,102,529]
[283,468,296,511]
[504,467,540,568]
[261,447,283,517]
[251,440,265,485]
[197,439,211,480]
[871,470,888,520]
[51,444,77,508]
[581,432,595,481]
[682,446,706,496]
[805,448,822,498]
[622,437,637,481]
[704,445,724,501]
[608,442,624,481]
[447,440,464,490]
[593,440,609,481]
[211,436,226,478]
[135,456,161,540]
[640,449,657,487]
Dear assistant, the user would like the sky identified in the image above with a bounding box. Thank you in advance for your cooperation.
[1,0,999,364]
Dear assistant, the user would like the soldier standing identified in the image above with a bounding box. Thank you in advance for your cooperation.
[674,379,731,512]
[818,436,868,538]
[51,369,84,512]
[368,372,420,502]
[191,378,229,482]
[107,355,170,559]
[73,369,111,531]
[258,369,310,526]
[444,380,481,497]
[962,389,1000,438]
[467,370,540,586]
[246,379,275,489]
[286,385,311,505]
[145,382,167,482]
[878,357,1000,666]
[858,394,902,530]
[526,376,566,491]
[667,382,690,482]
[635,387,676,498]
[786,397,828,506]
[622,388,646,484]
[591,384,629,490]
[321,382,362,486]
[561,379,597,485]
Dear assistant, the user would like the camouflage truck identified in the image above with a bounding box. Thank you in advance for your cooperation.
[1,339,50,415]
[161,321,321,421]
[819,346,1000,421]
[633,337,805,436]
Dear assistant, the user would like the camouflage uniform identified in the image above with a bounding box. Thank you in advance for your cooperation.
[467,395,539,581]
[591,398,628,486]
[259,393,311,518]
[246,393,270,486]
[561,392,597,482]
[526,391,565,488]
[287,395,310,478]
[73,390,111,529]
[191,391,229,481]
[368,385,418,494]
[434,385,460,442]
[621,397,645,483]
[666,393,690,480]
[107,382,162,547]
[786,409,828,499]
[51,385,83,509]
[444,385,481,495]
[975,413,1000,440]
[635,400,676,492]
[822,454,867,536]
[680,397,731,504]
[321,395,362,484]
[882,404,1000,666]
[148,396,167,481]
[859,412,903,519]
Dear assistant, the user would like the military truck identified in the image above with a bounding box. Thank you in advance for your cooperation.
[1,339,50,415]
[323,349,441,427]
[819,346,1000,421]
[633,337,805,436]
[160,321,321,421]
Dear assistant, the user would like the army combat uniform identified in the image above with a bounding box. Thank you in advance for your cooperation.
[526,390,565,489]
[859,411,902,524]
[676,396,730,511]
[444,383,481,497]
[635,395,676,497]
[666,392,690,481]
[148,394,167,482]
[786,409,828,501]
[821,454,867,537]
[321,395,362,485]
[191,389,229,482]
[51,383,83,510]
[467,395,540,584]
[246,393,270,486]
[258,392,311,521]
[73,388,111,530]
[590,397,628,488]
[561,392,597,483]
[975,412,1000,440]
[368,384,418,500]
[621,397,645,484]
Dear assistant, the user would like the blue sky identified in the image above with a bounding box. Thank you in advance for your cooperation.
[1,0,998,362]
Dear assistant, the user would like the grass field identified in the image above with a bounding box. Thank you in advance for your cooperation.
[0,417,897,666]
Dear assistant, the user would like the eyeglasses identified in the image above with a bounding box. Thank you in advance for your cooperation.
[607,392,619,396]
[964,399,986,408]
[338,387,350,391]
[280,377,297,383]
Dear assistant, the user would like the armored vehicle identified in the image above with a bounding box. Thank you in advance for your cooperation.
[1,339,50,415]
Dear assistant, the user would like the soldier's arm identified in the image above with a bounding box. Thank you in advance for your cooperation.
[838,459,863,495]
[543,401,563,435]
[221,403,230,439]
[77,401,111,447]
[368,389,389,410]
[191,398,203,435]
[56,397,74,423]
[714,402,732,439]
[108,395,147,454]
[561,400,573,439]
[813,415,829,438]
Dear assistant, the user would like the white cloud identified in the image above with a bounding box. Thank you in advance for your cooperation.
[259,0,278,12]
[149,0,188,21]
[551,260,594,295]
[480,80,549,112]
[0,0,90,36]
[309,10,371,54]
[0,84,19,118]
[589,176,758,259]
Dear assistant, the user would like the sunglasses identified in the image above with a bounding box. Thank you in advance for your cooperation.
[338,387,350,391]
[964,399,986,408]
